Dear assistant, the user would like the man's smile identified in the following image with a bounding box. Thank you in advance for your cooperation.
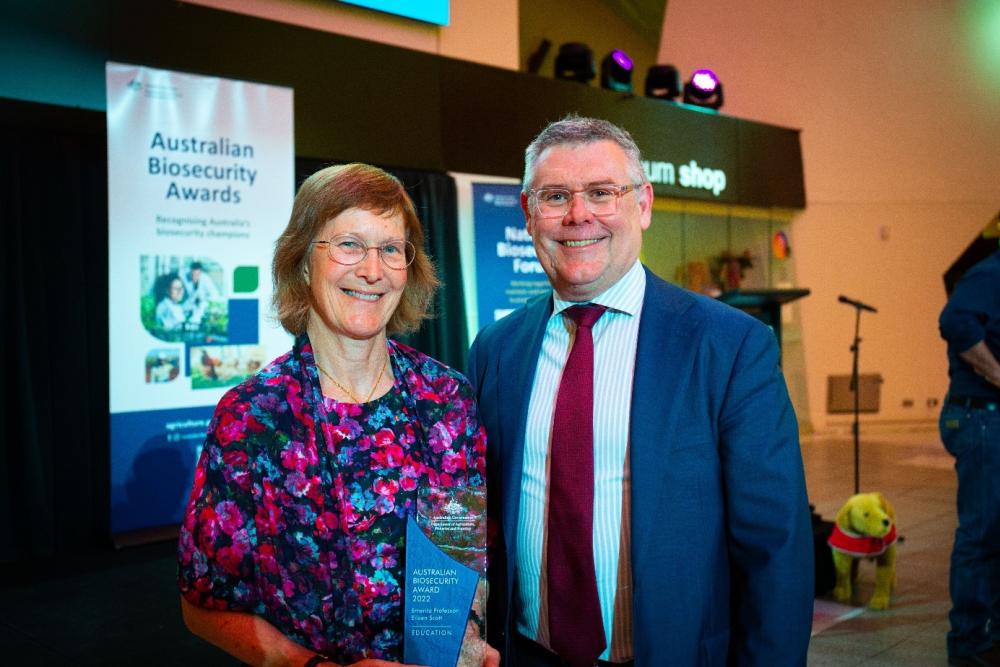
[560,238,604,248]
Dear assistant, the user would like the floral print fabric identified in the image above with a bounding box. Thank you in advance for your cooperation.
[177,336,487,663]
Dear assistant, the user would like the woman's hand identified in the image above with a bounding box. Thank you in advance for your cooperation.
[481,644,501,667]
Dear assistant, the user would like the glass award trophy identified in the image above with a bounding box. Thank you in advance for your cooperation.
[404,486,487,667]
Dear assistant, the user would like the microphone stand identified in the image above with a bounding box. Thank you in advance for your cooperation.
[839,295,876,494]
[849,306,863,494]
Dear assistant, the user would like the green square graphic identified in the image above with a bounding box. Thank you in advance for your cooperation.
[233,266,259,293]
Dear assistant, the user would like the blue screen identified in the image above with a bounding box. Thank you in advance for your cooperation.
[340,0,449,26]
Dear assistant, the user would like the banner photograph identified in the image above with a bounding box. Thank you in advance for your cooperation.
[106,62,294,534]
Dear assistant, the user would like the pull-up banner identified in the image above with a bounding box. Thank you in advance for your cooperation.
[106,62,293,535]
[471,182,549,329]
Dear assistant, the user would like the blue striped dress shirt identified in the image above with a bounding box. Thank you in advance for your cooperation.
[516,260,645,661]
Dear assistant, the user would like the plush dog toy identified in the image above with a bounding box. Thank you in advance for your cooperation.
[827,492,897,610]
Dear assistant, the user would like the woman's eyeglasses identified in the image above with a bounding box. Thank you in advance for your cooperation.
[312,234,415,270]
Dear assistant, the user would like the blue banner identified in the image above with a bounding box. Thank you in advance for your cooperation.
[471,183,550,330]
[110,406,213,533]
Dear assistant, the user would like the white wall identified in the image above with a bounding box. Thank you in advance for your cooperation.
[660,0,1000,430]
[184,0,519,70]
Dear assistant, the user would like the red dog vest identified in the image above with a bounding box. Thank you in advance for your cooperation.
[828,523,897,557]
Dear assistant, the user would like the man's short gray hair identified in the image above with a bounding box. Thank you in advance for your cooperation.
[522,115,648,190]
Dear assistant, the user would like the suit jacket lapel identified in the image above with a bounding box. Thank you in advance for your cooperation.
[629,269,693,563]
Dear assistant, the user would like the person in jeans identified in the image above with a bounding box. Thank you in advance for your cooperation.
[939,247,1000,667]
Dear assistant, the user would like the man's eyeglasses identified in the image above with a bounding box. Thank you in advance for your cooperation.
[528,184,641,219]
[312,234,415,270]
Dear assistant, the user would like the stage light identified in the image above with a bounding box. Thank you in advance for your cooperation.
[645,64,681,100]
[683,68,724,110]
[600,49,634,93]
[554,43,596,83]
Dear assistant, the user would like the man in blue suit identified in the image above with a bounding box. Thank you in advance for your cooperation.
[468,116,814,666]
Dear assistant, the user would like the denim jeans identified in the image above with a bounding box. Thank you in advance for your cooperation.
[940,402,1000,657]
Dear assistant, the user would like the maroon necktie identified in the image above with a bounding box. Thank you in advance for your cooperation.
[547,304,607,667]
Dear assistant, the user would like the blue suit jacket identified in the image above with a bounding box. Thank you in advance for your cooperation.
[467,267,814,666]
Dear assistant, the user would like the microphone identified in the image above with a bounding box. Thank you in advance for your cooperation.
[838,295,877,313]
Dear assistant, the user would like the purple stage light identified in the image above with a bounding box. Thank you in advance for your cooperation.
[683,68,724,110]
[600,49,634,93]
[611,49,633,72]
[691,69,719,93]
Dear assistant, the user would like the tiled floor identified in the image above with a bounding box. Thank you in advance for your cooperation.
[803,427,956,666]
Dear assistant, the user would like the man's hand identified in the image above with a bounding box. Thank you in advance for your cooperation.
[959,340,1000,389]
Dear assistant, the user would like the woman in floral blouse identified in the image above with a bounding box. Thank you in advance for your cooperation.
[178,163,498,667]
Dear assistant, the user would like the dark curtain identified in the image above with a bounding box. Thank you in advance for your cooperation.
[1,100,110,563]
[295,158,469,373]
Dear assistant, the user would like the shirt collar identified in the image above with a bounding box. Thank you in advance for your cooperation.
[552,260,645,318]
